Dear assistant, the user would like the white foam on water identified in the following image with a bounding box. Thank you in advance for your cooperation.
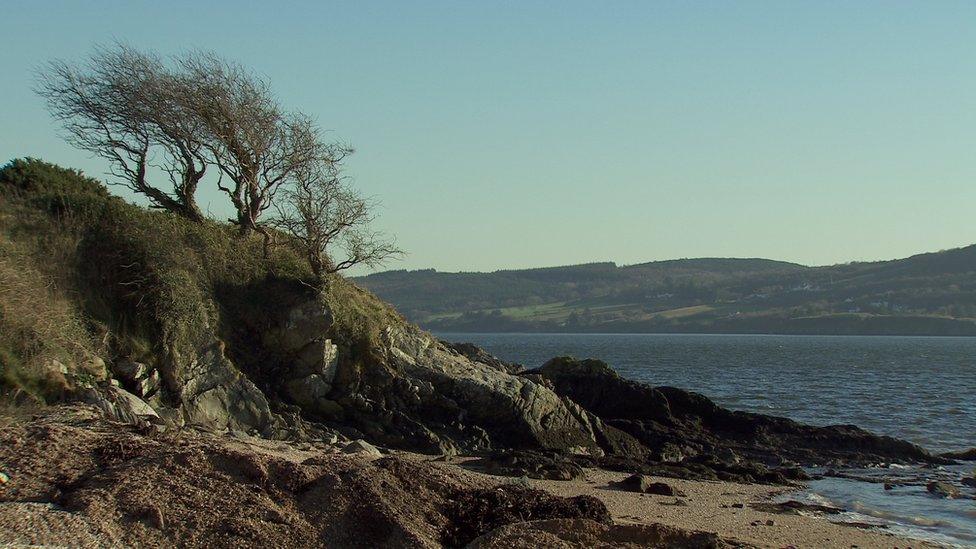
[798,465,976,547]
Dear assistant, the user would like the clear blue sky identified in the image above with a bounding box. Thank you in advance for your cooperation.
[2,1,974,272]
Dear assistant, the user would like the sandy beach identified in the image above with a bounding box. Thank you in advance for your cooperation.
[437,457,945,549]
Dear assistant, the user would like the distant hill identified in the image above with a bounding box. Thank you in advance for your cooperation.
[354,247,976,335]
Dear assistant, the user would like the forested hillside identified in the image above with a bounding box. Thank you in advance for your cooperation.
[356,248,976,335]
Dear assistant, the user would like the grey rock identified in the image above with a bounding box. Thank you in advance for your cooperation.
[615,474,685,496]
[962,477,976,488]
[114,360,151,382]
[320,433,339,445]
[155,407,185,428]
[136,370,161,398]
[442,341,524,374]
[294,339,338,380]
[82,385,158,425]
[342,439,382,458]
[265,300,334,353]
[284,374,332,408]
[178,342,275,432]
[378,325,610,455]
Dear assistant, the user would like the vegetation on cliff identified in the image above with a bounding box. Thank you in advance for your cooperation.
[0,158,398,404]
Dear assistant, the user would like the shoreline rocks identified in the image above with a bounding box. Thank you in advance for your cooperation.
[524,356,941,469]
[613,474,685,497]
[941,448,976,461]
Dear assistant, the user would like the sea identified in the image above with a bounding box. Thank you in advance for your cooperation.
[436,332,976,547]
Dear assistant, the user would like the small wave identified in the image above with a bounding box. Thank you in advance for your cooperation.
[850,502,953,528]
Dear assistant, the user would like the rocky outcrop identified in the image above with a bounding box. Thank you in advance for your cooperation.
[441,341,524,374]
[327,324,621,455]
[174,340,277,434]
[143,291,632,458]
[527,357,941,467]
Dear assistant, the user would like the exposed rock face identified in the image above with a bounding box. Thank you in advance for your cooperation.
[527,357,940,467]
[176,341,277,434]
[359,325,616,455]
[111,361,162,400]
[130,291,633,458]
[441,341,524,374]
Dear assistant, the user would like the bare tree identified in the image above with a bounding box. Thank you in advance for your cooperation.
[37,45,387,261]
[270,154,402,285]
[176,53,321,241]
[36,45,208,221]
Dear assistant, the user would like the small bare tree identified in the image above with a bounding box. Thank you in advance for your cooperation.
[271,154,402,285]
[36,45,208,221]
[177,53,321,241]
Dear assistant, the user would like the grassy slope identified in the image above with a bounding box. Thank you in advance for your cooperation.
[0,158,400,402]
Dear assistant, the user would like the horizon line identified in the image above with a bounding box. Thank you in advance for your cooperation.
[359,242,976,277]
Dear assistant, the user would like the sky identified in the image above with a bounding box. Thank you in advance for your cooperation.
[2,1,975,273]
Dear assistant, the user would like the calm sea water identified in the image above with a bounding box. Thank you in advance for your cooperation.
[437,333,976,546]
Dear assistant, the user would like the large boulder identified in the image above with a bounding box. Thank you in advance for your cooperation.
[372,326,612,455]
[80,384,159,425]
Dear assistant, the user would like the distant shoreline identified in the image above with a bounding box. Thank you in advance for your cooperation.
[433,330,976,338]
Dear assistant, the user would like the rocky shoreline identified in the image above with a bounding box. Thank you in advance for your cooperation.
[1,406,958,548]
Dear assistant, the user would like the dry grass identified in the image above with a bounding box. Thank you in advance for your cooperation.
[0,237,104,401]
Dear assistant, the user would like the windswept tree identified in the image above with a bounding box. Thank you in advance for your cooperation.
[270,154,402,285]
[36,45,208,221]
[177,53,321,241]
[37,45,398,269]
